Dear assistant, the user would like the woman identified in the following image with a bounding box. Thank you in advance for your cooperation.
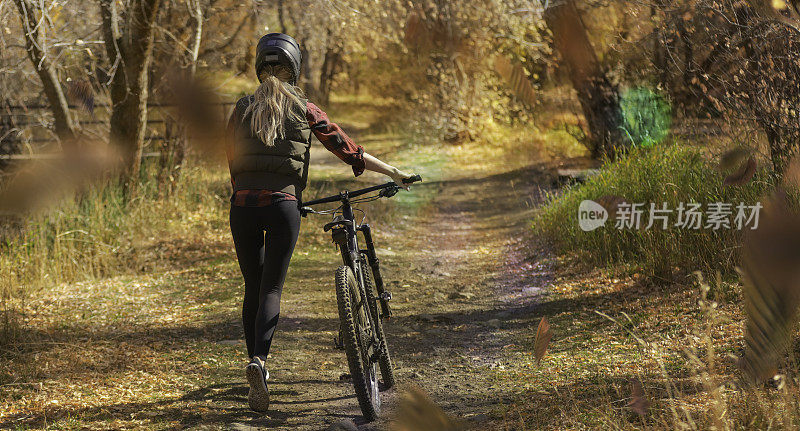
[225,33,414,413]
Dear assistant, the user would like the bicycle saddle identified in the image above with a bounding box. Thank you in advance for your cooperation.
[323,216,349,232]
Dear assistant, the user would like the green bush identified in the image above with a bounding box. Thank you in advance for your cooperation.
[619,87,672,147]
[534,145,774,277]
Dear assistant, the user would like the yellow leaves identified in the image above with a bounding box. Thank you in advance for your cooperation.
[470,246,492,255]
[747,0,800,31]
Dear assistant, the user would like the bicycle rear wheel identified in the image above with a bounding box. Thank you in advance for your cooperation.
[335,265,380,421]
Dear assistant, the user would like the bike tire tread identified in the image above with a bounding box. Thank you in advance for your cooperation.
[335,265,379,421]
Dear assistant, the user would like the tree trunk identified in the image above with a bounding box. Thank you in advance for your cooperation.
[158,117,186,196]
[188,0,203,77]
[677,19,694,94]
[543,0,626,159]
[13,0,77,146]
[318,33,343,106]
[0,99,21,172]
[160,0,202,192]
[278,0,287,34]
[100,0,163,191]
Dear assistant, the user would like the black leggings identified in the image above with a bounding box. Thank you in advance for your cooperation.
[230,200,301,361]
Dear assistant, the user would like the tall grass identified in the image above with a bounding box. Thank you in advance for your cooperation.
[535,144,775,277]
[0,161,230,316]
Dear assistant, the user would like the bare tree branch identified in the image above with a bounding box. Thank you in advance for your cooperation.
[12,0,77,144]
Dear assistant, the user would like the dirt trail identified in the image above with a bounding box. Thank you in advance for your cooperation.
[244,159,554,430]
[0,144,558,430]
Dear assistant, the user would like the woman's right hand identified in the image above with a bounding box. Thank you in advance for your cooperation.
[363,152,415,190]
[389,167,415,190]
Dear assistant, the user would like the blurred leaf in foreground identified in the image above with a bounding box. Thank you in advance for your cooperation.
[494,56,537,107]
[627,378,649,417]
[66,79,95,114]
[0,141,120,214]
[719,147,750,172]
[740,187,800,381]
[596,195,628,221]
[165,72,226,162]
[390,385,463,431]
[722,156,756,186]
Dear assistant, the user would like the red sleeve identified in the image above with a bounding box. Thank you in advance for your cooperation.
[306,101,365,177]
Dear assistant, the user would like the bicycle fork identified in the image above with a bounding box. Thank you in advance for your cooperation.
[358,224,392,319]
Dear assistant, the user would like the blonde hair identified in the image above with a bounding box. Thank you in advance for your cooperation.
[244,64,305,146]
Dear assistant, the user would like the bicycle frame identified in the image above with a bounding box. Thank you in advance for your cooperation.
[306,188,405,320]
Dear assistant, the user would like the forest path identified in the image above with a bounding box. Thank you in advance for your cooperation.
[218,140,556,430]
[0,104,561,430]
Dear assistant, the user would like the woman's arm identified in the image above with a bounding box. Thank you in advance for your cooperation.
[306,102,414,187]
[306,102,366,176]
[363,153,415,190]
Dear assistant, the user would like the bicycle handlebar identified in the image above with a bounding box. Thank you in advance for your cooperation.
[302,174,423,208]
[402,174,422,184]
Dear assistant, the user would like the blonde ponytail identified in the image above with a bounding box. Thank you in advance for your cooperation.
[244,65,306,146]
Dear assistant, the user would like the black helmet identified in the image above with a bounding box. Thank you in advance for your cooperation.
[255,33,302,85]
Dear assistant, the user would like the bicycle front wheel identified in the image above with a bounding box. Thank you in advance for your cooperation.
[335,265,380,421]
[360,260,396,390]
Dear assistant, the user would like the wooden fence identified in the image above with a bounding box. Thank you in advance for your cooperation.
[0,101,235,165]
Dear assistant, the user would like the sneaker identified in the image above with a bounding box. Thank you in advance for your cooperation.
[246,356,270,412]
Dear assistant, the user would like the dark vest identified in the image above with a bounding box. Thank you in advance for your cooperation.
[229,92,311,199]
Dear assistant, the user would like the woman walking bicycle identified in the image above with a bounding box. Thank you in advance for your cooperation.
[225,33,414,413]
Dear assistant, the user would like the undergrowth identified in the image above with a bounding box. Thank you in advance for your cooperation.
[534,144,775,278]
[0,161,230,339]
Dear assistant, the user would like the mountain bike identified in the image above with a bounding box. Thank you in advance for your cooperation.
[300,174,422,421]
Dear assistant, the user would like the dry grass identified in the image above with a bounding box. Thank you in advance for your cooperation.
[495,259,800,429]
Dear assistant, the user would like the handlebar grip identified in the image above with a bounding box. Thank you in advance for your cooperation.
[402,174,422,184]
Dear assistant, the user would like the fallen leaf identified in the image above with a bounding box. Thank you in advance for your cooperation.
[534,316,553,365]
